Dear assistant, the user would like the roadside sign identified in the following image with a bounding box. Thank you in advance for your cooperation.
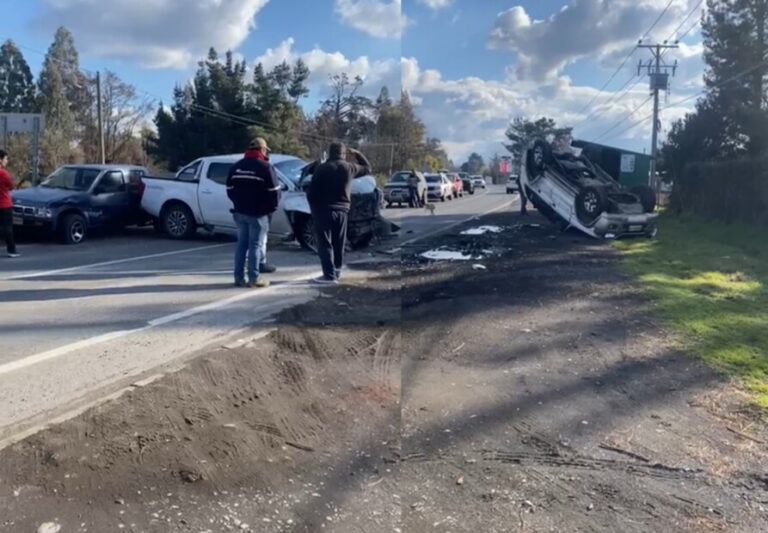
[620,154,636,173]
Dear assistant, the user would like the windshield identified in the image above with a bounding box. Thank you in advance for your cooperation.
[425,175,441,183]
[41,167,101,191]
[274,158,308,185]
[389,173,410,183]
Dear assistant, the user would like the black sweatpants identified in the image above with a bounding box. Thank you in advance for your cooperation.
[313,207,348,280]
[0,208,17,254]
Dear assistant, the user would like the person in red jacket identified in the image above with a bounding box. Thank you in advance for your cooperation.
[0,150,20,258]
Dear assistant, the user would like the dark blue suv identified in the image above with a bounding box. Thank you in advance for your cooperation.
[11,164,149,244]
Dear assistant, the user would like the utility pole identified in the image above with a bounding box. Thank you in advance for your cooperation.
[637,41,678,188]
[96,71,105,165]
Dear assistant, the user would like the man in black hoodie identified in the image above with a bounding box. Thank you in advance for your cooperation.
[226,137,280,288]
[307,142,371,284]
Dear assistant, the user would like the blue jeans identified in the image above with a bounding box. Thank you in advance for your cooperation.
[234,213,269,283]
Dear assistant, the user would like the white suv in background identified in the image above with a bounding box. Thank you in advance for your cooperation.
[424,173,453,202]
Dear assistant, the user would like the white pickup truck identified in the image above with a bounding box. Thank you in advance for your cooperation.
[141,153,391,251]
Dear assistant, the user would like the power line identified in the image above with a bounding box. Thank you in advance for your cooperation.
[16,40,395,148]
[574,0,676,122]
[594,95,653,142]
[665,0,704,42]
[643,0,678,40]
[611,56,768,138]
[573,74,638,129]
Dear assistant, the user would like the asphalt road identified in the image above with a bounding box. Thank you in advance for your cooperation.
[0,185,515,445]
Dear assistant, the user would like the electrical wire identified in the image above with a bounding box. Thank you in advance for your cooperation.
[594,95,653,142]
[573,0,676,123]
[611,56,768,138]
[16,41,397,147]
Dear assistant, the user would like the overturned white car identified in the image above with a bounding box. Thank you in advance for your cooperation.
[520,138,658,239]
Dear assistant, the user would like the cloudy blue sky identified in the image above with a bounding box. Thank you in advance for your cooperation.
[0,0,706,163]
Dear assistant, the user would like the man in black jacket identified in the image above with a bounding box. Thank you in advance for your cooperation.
[226,137,280,288]
[307,142,371,284]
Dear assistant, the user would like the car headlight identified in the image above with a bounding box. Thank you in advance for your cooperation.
[35,207,53,218]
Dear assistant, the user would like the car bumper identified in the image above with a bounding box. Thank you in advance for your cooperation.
[592,213,658,238]
[11,213,53,229]
[384,189,409,202]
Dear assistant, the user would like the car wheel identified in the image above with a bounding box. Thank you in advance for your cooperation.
[60,213,87,245]
[630,185,657,213]
[296,215,318,253]
[385,203,392,209]
[162,203,197,239]
[575,186,607,225]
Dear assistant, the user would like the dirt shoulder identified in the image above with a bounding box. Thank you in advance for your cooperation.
[397,212,768,532]
[1,211,767,533]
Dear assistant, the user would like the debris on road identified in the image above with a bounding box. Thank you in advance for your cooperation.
[420,249,473,261]
[460,225,503,235]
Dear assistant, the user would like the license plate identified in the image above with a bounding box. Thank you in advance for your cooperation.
[628,224,643,232]
[12,216,23,225]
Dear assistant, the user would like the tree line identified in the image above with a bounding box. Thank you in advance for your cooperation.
[662,0,768,225]
[0,27,450,183]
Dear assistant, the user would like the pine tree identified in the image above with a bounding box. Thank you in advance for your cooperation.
[702,0,768,154]
[0,40,36,112]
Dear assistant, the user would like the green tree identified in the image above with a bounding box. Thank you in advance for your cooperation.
[38,55,76,171]
[702,0,768,155]
[149,51,310,169]
[461,152,485,174]
[504,116,569,164]
[42,27,92,129]
[0,40,36,112]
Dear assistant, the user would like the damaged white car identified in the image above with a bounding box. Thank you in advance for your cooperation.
[520,137,658,239]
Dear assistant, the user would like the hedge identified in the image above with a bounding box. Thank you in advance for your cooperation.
[671,156,768,226]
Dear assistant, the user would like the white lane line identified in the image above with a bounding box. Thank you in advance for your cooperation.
[2,243,232,281]
[401,195,518,246]
[0,270,321,377]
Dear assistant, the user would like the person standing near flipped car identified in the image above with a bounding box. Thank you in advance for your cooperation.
[307,142,371,285]
[0,150,20,258]
[517,174,529,216]
[226,137,280,288]
[408,171,421,208]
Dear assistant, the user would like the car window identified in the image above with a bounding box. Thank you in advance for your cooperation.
[274,158,308,185]
[41,167,101,191]
[390,173,410,183]
[178,161,201,182]
[207,163,233,185]
[425,175,440,183]
[98,171,125,193]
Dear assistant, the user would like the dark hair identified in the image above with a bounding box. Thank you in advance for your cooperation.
[328,142,346,160]
[0,150,7,159]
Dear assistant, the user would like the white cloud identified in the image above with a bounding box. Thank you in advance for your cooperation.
[334,0,408,39]
[403,55,702,162]
[488,0,701,81]
[417,0,453,9]
[255,38,400,96]
[37,0,270,69]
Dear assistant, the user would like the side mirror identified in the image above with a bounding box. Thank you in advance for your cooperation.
[279,182,288,192]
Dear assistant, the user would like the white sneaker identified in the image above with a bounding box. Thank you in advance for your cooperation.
[311,277,338,285]
[7,252,20,258]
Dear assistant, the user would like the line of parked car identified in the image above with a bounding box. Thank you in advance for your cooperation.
[383,170,487,208]
[10,155,399,250]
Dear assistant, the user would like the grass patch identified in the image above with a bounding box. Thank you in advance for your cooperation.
[615,215,768,406]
